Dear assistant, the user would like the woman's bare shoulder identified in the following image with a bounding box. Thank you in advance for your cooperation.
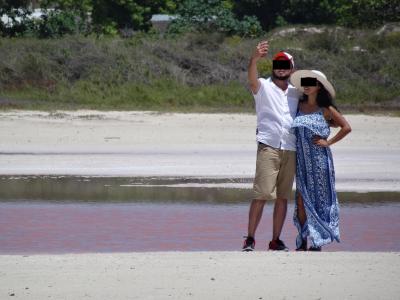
[322,107,332,120]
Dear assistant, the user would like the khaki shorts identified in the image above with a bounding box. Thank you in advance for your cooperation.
[253,143,296,201]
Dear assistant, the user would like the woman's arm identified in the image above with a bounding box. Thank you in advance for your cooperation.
[314,106,352,147]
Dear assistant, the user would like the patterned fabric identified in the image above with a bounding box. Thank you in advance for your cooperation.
[292,109,340,248]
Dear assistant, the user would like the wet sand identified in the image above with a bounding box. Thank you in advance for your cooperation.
[1,202,399,253]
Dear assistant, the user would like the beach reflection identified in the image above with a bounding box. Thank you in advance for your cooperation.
[1,176,399,204]
[0,176,399,254]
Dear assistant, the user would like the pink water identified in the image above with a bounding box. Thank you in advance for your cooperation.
[1,202,399,253]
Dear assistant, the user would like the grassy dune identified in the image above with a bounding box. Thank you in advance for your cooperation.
[0,25,399,112]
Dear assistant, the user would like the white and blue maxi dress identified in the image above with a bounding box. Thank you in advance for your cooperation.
[292,109,340,248]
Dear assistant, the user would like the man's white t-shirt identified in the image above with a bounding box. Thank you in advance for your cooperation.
[253,77,299,151]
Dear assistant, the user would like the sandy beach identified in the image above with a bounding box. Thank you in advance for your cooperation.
[1,252,399,300]
[0,110,399,191]
[1,110,399,299]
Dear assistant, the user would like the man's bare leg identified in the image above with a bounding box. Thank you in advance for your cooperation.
[272,198,287,240]
[247,199,267,238]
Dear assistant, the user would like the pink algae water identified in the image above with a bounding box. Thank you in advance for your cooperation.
[1,202,399,254]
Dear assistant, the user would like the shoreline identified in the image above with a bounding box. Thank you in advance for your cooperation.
[1,174,400,194]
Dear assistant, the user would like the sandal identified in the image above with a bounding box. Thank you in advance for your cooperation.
[308,246,322,251]
[296,239,308,251]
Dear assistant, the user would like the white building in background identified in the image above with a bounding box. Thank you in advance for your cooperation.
[151,14,177,32]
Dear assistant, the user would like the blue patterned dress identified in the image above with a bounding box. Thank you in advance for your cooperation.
[292,109,340,248]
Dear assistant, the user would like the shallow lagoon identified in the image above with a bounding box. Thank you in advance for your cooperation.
[0,176,399,254]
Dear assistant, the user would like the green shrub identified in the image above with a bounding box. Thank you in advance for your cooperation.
[337,0,400,28]
[257,59,272,78]
[0,26,399,112]
[167,0,262,37]
[304,29,351,54]
[383,31,400,48]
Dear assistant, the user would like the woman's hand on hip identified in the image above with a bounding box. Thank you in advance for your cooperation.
[313,136,329,147]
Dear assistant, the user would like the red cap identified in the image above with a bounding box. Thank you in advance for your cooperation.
[273,51,294,68]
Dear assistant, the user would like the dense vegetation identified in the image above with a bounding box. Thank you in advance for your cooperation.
[0,0,399,112]
[1,25,399,112]
[1,0,399,37]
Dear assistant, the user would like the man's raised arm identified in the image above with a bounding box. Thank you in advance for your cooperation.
[248,40,269,94]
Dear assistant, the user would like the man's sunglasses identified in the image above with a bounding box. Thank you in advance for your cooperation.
[272,60,291,70]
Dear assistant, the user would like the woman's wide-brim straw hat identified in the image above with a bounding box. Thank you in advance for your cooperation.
[290,70,336,99]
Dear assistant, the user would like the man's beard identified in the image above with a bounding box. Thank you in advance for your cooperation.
[272,73,290,81]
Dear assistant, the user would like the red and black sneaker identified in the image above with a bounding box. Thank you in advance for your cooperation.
[268,238,289,251]
[242,236,255,252]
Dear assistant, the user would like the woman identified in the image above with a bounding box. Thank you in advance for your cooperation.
[289,70,351,251]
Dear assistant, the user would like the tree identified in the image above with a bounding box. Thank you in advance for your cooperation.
[40,0,93,15]
[168,0,262,37]
[233,0,283,30]
[282,0,338,25]
[36,10,87,37]
[0,0,32,37]
[90,0,174,34]
[234,0,400,30]
[336,0,400,28]
[41,0,176,35]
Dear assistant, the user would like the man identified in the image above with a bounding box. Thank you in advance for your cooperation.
[243,40,299,251]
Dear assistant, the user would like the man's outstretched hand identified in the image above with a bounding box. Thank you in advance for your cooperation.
[252,40,269,61]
